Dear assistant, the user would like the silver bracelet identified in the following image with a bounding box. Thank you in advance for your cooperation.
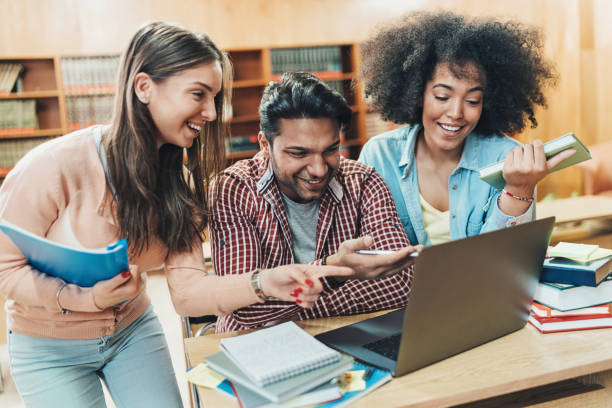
[250,269,276,302]
[56,282,72,315]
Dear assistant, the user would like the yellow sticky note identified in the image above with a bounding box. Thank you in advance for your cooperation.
[338,370,366,392]
[186,363,226,388]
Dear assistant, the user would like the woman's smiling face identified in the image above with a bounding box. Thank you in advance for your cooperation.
[421,62,485,154]
[146,60,222,149]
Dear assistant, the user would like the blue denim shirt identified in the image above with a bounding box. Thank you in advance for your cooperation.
[359,124,534,246]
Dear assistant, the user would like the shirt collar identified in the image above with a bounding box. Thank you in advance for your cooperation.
[456,132,483,172]
[399,124,422,179]
[399,124,484,176]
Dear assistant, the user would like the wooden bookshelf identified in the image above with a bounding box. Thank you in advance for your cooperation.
[0,45,373,179]
[0,57,66,176]
[226,44,368,162]
[0,90,60,99]
[0,128,64,139]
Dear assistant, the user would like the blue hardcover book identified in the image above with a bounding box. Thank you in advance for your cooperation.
[0,219,129,287]
[541,256,612,287]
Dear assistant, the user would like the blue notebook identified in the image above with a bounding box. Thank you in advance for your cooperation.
[0,219,129,287]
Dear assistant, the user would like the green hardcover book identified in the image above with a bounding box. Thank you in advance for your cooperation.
[479,132,591,190]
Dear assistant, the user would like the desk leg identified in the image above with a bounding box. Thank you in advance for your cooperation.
[577,371,612,406]
[182,316,201,408]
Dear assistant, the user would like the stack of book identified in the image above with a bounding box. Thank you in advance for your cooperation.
[202,321,391,407]
[530,242,612,333]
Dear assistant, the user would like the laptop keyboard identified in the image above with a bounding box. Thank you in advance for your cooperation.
[363,334,401,361]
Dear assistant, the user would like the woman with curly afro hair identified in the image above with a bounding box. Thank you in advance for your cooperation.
[358,11,575,246]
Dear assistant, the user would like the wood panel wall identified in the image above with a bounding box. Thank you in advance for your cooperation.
[0,0,610,198]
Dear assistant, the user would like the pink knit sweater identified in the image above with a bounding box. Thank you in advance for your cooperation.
[0,126,259,339]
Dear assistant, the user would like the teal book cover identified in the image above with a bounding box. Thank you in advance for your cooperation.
[0,219,129,287]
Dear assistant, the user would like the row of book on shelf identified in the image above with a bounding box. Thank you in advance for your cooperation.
[0,63,24,94]
[0,100,37,134]
[271,46,343,77]
[66,95,113,131]
[61,55,120,94]
[530,241,612,333]
[0,138,50,169]
[187,321,392,408]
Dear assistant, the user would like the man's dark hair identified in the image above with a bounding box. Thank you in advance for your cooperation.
[360,11,557,136]
[259,72,352,144]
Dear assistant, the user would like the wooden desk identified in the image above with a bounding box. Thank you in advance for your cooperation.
[536,196,612,242]
[537,195,612,225]
[184,312,612,407]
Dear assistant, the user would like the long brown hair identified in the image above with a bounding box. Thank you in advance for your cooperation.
[106,22,231,255]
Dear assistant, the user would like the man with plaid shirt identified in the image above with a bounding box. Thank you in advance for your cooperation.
[210,73,421,333]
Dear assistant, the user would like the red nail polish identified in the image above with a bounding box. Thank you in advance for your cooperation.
[295,287,303,294]
[305,279,314,287]
[295,299,302,304]
[290,291,298,297]
[121,271,131,278]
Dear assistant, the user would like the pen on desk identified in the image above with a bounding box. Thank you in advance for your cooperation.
[363,368,373,381]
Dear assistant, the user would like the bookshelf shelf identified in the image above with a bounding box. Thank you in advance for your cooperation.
[65,89,116,96]
[233,79,268,89]
[0,90,60,100]
[230,114,260,124]
[0,128,64,139]
[270,72,355,82]
[0,44,377,179]
[227,150,259,160]
[341,138,365,147]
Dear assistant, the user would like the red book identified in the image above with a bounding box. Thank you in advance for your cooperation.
[531,301,611,318]
[528,312,612,334]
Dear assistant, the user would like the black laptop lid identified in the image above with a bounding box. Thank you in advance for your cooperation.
[317,217,554,377]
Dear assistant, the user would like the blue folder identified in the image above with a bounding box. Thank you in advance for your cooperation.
[0,219,129,287]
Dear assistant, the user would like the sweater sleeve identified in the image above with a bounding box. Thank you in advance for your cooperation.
[165,235,262,317]
[0,146,101,313]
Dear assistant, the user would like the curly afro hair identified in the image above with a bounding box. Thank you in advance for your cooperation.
[360,11,557,136]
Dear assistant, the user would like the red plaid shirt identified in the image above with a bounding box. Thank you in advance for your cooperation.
[209,151,413,333]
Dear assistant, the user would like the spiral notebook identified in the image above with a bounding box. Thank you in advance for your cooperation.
[206,350,353,403]
[220,321,341,387]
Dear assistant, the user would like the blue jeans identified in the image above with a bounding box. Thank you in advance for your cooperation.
[8,306,182,408]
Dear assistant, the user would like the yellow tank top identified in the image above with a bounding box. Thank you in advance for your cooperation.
[419,194,451,245]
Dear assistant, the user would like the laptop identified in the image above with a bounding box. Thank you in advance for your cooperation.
[316,217,554,377]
